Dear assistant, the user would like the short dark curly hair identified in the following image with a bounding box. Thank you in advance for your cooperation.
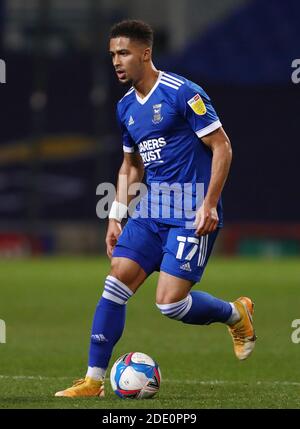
[110,20,153,47]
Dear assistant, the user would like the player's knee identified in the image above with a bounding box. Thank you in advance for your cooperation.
[109,258,144,292]
[110,260,133,286]
[156,289,187,305]
[156,290,179,306]
[156,295,192,321]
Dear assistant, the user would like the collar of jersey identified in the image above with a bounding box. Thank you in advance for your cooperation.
[134,70,163,105]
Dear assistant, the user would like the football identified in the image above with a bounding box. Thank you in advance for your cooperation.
[110,352,161,399]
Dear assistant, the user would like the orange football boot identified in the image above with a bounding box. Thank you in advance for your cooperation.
[228,296,257,360]
[55,376,105,398]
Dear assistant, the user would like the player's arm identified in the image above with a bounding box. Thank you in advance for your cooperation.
[106,152,144,258]
[115,151,144,207]
[194,127,232,236]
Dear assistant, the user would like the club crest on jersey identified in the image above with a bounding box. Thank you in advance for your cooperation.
[187,94,207,115]
[152,103,163,124]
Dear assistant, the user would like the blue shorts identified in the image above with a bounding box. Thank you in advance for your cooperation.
[112,217,219,283]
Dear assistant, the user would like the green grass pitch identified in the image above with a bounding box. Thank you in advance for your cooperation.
[0,256,299,409]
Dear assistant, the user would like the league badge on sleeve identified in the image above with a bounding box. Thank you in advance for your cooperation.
[187,94,207,115]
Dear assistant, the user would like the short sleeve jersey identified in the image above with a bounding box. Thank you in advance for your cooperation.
[116,71,223,227]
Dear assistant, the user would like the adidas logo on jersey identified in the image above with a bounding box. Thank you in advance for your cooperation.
[180,262,192,272]
[128,116,134,126]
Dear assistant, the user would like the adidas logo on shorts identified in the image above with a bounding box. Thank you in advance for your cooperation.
[180,262,192,272]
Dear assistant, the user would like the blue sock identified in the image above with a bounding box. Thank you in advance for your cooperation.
[88,276,133,370]
[157,291,232,325]
[181,291,232,325]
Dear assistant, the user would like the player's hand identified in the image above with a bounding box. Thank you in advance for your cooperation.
[194,202,219,236]
[106,219,122,259]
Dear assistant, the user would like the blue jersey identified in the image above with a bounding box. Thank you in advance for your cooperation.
[116,71,223,227]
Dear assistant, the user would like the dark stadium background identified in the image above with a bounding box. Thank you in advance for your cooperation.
[0,0,299,257]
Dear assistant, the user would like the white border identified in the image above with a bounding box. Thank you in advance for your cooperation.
[196,120,222,138]
[123,145,134,153]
